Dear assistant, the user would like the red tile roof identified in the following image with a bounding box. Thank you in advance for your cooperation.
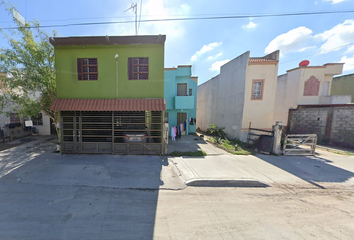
[249,58,279,63]
[50,98,166,111]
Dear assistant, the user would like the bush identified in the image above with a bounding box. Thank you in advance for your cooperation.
[207,124,227,139]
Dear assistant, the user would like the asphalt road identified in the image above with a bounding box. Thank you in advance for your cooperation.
[0,137,353,239]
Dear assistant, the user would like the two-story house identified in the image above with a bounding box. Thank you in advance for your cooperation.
[197,51,279,141]
[273,62,350,127]
[164,65,198,136]
[50,35,167,154]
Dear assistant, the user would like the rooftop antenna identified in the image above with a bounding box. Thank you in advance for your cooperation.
[124,1,138,35]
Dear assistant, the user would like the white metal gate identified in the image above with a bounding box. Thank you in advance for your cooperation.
[283,134,317,156]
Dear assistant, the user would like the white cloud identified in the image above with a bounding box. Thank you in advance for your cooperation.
[322,0,349,4]
[340,54,354,71]
[315,19,354,53]
[209,59,230,71]
[207,52,223,60]
[265,27,314,57]
[242,21,257,29]
[107,0,190,39]
[345,45,354,54]
[191,42,222,62]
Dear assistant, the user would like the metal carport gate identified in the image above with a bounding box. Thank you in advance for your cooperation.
[51,98,166,155]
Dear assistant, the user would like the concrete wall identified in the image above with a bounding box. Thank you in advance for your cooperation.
[197,52,249,139]
[273,74,293,126]
[288,105,354,148]
[319,95,352,104]
[35,113,51,135]
[332,73,354,103]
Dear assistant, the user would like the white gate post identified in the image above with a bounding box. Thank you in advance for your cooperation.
[272,121,283,155]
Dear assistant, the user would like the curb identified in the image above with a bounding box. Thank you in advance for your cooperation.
[185,178,270,188]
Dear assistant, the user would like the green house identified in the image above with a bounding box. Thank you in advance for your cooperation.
[50,35,167,154]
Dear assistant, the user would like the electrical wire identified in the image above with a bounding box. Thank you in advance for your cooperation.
[2,9,354,30]
[281,41,354,64]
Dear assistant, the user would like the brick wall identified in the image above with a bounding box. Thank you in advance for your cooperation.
[288,105,354,148]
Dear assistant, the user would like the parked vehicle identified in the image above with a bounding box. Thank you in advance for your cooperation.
[123,125,148,143]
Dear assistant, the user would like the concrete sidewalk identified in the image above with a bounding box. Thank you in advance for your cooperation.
[169,141,354,189]
[167,135,227,155]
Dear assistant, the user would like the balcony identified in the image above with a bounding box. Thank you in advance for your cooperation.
[175,96,194,109]
[319,95,352,104]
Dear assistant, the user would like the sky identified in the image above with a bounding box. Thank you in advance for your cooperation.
[1,0,354,85]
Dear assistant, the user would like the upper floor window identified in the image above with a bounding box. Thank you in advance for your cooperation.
[77,58,98,81]
[189,88,192,96]
[251,79,264,100]
[177,83,187,96]
[128,57,149,80]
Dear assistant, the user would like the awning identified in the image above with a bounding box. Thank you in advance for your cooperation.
[50,98,166,111]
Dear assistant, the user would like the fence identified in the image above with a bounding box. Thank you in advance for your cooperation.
[283,134,317,156]
[247,123,274,146]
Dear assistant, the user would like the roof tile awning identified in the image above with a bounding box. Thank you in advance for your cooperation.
[50,98,166,112]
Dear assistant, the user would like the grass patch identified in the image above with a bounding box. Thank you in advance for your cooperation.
[208,137,255,155]
[331,150,354,156]
[170,150,207,157]
[344,151,354,156]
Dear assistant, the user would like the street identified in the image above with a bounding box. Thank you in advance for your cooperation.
[0,137,353,239]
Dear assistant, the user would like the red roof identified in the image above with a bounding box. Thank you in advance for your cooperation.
[249,58,278,63]
[50,98,166,111]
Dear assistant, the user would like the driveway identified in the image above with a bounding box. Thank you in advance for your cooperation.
[168,136,354,189]
[0,137,186,239]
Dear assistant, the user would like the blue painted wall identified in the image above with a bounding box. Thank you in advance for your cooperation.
[164,66,197,136]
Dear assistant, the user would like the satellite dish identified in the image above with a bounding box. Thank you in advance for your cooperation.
[299,60,310,67]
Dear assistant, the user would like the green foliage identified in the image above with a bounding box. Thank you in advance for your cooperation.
[170,151,207,157]
[207,124,227,139]
[0,1,58,135]
[210,137,254,155]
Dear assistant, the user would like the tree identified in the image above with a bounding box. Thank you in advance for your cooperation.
[0,2,59,137]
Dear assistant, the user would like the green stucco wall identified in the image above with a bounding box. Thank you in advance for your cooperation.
[331,74,354,103]
[54,44,164,99]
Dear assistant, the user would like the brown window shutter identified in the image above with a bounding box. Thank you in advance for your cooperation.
[77,59,82,80]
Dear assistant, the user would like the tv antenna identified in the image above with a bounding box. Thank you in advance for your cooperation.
[124,2,138,35]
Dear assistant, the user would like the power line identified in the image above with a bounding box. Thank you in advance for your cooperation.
[281,41,354,64]
[2,9,354,30]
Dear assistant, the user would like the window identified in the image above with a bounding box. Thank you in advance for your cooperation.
[10,113,20,123]
[31,113,43,126]
[77,58,98,80]
[189,88,192,96]
[251,80,264,100]
[177,83,187,96]
[128,57,149,80]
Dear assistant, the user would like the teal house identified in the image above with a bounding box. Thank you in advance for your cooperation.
[164,65,198,136]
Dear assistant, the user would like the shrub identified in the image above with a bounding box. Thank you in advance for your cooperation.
[207,124,227,139]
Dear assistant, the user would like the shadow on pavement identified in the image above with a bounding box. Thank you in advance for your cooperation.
[257,154,354,188]
[167,135,209,154]
[0,148,168,239]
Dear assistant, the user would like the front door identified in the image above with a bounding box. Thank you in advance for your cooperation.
[177,113,187,135]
